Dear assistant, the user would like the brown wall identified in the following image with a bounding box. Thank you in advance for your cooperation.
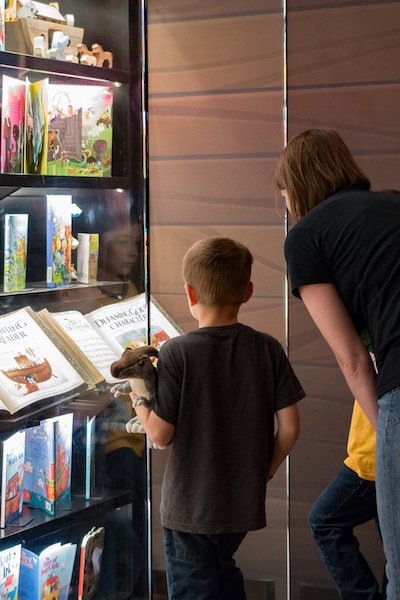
[147,0,400,597]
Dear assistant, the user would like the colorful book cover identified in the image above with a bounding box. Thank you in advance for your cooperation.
[19,542,77,600]
[0,430,25,528]
[24,78,48,175]
[0,543,21,600]
[1,75,26,173]
[47,84,113,177]
[23,420,56,515]
[78,527,105,600]
[46,194,72,287]
[0,307,85,415]
[3,213,29,292]
[0,0,4,51]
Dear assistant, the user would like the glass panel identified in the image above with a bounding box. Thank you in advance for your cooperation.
[0,2,149,599]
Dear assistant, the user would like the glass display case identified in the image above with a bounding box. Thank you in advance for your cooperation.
[0,1,149,599]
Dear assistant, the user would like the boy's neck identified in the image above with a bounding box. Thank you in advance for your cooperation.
[196,303,240,328]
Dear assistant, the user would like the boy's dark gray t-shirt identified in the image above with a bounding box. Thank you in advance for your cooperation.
[153,323,305,534]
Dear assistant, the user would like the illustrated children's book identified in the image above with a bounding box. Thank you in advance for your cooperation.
[77,526,105,600]
[3,213,29,293]
[1,75,26,174]
[47,84,113,177]
[19,542,77,600]
[0,543,22,600]
[0,307,85,415]
[24,78,49,175]
[23,413,73,515]
[77,233,99,284]
[0,430,25,528]
[46,194,72,287]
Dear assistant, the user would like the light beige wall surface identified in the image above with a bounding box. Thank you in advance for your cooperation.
[148,1,288,597]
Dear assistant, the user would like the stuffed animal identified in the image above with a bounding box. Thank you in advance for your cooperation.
[110,345,165,449]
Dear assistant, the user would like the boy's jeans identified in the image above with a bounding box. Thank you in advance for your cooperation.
[376,387,400,600]
[308,465,384,599]
[163,528,247,600]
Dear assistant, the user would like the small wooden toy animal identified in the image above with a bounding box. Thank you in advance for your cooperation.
[76,43,97,66]
[91,44,113,68]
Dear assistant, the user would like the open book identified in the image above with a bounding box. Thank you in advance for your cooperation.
[0,308,86,415]
[0,295,181,415]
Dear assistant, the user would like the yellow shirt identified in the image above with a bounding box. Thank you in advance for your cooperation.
[344,400,376,481]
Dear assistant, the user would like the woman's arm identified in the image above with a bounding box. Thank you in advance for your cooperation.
[298,283,378,429]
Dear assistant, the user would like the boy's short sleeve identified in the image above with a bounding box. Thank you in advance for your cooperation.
[273,342,306,411]
[152,342,182,425]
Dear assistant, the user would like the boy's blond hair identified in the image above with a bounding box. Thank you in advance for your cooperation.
[182,237,253,306]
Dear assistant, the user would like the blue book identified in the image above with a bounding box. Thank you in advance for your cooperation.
[19,542,77,600]
[1,429,25,527]
[3,214,29,293]
[23,420,56,515]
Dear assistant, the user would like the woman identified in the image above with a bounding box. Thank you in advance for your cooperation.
[274,128,400,599]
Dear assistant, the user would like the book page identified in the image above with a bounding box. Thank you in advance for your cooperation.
[50,310,120,383]
[84,293,181,356]
[0,308,85,414]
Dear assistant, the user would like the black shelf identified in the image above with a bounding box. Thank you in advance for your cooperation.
[0,174,130,189]
[0,279,128,297]
[0,50,131,83]
[0,489,135,543]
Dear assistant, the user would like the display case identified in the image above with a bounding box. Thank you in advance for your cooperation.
[0,1,149,599]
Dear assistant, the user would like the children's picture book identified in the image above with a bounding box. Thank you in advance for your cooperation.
[24,78,49,175]
[46,194,72,287]
[23,413,73,515]
[0,430,25,528]
[77,526,105,600]
[1,75,26,173]
[47,84,113,177]
[3,213,29,293]
[0,543,21,600]
[77,233,99,284]
[0,0,4,52]
[0,307,86,415]
[19,542,77,600]
[23,419,55,515]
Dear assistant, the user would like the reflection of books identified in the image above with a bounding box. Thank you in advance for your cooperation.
[46,194,72,288]
[0,307,85,415]
[0,543,21,600]
[3,213,29,293]
[19,542,77,600]
[23,413,73,516]
[0,430,25,528]
[78,526,105,600]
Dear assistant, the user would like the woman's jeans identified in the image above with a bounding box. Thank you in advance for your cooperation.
[309,465,384,599]
[376,387,400,600]
[163,528,247,600]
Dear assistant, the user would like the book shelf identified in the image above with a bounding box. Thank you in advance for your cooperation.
[0,1,149,599]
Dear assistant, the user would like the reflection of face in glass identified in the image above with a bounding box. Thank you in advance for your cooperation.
[98,223,141,280]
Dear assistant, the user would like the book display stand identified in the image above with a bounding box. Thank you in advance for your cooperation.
[0,1,151,598]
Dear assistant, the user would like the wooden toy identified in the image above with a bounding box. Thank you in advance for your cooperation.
[91,44,113,68]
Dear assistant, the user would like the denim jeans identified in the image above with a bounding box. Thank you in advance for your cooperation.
[163,528,247,600]
[376,387,400,600]
[308,464,384,599]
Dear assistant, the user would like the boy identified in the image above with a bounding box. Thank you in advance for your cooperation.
[134,237,305,599]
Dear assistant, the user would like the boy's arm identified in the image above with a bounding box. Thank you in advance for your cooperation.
[131,393,175,447]
[267,403,300,478]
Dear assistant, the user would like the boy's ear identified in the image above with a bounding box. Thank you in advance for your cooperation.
[243,281,253,303]
[184,284,198,307]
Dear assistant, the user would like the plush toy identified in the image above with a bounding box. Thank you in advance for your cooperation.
[110,345,165,449]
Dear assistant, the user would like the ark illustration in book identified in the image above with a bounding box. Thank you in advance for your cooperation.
[2,349,53,394]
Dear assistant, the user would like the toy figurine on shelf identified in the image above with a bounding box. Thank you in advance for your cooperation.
[91,44,113,68]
